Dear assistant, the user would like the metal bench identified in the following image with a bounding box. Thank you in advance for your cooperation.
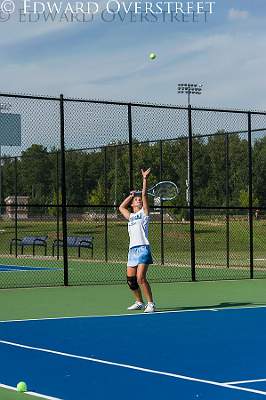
[10,236,48,256]
[52,236,94,258]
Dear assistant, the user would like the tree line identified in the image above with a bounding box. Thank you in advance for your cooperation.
[1,133,266,214]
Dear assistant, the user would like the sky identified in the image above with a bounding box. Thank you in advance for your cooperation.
[0,0,266,110]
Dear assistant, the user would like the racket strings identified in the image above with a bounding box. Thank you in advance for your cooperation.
[152,182,178,200]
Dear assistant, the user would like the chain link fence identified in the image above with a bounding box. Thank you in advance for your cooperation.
[0,92,265,288]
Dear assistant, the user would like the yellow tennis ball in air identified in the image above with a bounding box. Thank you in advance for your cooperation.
[17,381,27,392]
[149,52,156,60]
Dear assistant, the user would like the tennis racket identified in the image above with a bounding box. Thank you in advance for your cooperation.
[135,181,179,201]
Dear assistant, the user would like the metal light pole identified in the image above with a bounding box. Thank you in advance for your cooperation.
[0,102,12,216]
[177,84,203,208]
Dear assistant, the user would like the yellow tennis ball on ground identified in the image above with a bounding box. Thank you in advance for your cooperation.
[17,381,27,392]
[149,52,156,60]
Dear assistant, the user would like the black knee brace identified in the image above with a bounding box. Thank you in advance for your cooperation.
[127,276,139,291]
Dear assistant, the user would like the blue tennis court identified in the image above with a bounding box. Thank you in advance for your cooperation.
[1,306,266,399]
[0,264,62,272]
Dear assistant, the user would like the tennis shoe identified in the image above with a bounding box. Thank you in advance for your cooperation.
[127,301,145,311]
[144,302,156,313]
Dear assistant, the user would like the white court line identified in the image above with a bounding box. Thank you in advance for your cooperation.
[0,382,61,399]
[224,378,266,385]
[0,339,266,397]
[1,304,266,324]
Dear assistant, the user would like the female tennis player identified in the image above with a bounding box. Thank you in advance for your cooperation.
[119,168,155,313]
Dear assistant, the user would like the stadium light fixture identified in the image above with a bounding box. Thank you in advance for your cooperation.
[177,83,203,106]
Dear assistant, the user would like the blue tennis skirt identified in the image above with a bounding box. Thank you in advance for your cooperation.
[127,245,153,267]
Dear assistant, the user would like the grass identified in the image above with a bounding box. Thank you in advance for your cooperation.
[0,215,265,288]
[0,386,36,400]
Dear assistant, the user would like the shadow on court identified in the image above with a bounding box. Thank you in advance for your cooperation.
[155,302,264,312]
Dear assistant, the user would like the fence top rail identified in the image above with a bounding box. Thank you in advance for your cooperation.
[0,92,59,101]
[0,92,266,115]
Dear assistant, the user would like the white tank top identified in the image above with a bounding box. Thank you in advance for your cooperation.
[128,208,150,249]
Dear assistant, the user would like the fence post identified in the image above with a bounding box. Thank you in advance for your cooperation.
[159,140,164,265]
[248,112,254,279]
[104,146,108,262]
[128,104,133,190]
[60,94,68,286]
[15,157,18,258]
[188,105,196,281]
[225,133,230,268]
[56,150,60,260]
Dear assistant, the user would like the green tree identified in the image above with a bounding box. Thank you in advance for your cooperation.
[20,144,53,205]
[253,136,266,207]
[48,190,62,216]
[88,180,105,205]
[2,157,16,201]
[229,135,249,206]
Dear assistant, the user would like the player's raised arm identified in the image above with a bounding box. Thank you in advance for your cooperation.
[119,192,135,220]
[141,168,151,215]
